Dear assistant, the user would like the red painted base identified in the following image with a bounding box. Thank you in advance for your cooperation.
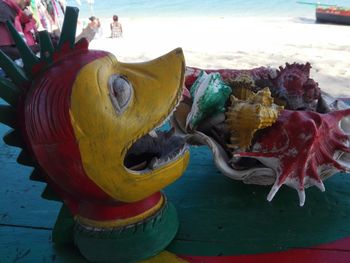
[77,192,162,221]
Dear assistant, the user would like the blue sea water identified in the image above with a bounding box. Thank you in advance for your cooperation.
[66,0,350,19]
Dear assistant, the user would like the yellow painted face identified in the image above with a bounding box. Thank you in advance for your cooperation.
[69,48,189,202]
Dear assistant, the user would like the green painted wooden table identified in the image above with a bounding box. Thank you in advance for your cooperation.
[1,97,350,262]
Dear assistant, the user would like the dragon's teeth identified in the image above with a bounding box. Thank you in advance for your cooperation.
[149,144,187,170]
[149,157,159,169]
[149,130,158,138]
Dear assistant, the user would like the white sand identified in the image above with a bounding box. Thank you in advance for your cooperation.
[87,16,350,97]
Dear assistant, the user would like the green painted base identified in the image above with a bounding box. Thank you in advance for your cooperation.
[73,199,179,263]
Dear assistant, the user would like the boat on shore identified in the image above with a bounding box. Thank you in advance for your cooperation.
[297,1,350,25]
[316,6,350,25]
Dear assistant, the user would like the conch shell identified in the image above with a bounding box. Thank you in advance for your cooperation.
[226,74,255,100]
[226,88,284,151]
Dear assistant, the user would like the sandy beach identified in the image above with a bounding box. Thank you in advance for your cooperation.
[86,16,350,97]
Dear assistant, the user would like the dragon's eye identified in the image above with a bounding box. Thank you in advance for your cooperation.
[108,75,133,114]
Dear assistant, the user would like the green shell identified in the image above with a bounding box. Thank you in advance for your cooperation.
[188,72,232,129]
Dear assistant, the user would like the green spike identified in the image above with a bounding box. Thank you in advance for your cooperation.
[3,129,23,147]
[17,149,36,167]
[0,50,28,86]
[41,185,61,201]
[0,105,17,128]
[6,21,40,75]
[57,7,79,50]
[29,168,46,182]
[52,204,74,244]
[0,78,21,106]
[38,31,54,63]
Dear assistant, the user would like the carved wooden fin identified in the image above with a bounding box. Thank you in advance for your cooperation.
[57,6,79,50]
[6,21,40,76]
[29,168,46,182]
[41,185,61,201]
[0,105,17,128]
[0,78,21,106]
[0,50,28,86]
[3,129,22,147]
[38,31,54,64]
[17,149,36,167]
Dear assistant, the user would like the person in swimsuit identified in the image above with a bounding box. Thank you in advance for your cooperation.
[110,15,122,38]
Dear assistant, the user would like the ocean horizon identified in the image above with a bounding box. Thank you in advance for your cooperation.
[66,0,350,19]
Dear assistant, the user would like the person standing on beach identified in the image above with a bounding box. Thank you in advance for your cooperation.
[75,16,101,43]
[110,15,122,38]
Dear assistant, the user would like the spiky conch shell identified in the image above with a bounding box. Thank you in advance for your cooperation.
[226,73,255,100]
[226,88,284,151]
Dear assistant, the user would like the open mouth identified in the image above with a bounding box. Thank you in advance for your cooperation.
[124,128,188,172]
[124,88,189,173]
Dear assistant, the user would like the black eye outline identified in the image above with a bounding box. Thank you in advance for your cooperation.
[108,74,133,114]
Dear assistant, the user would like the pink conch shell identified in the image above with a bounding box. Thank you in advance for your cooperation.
[271,63,321,110]
[235,109,350,206]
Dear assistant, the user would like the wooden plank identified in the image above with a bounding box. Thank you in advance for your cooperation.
[0,158,61,229]
[1,225,349,263]
[165,147,350,255]
[0,104,61,229]
[0,226,87,263]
